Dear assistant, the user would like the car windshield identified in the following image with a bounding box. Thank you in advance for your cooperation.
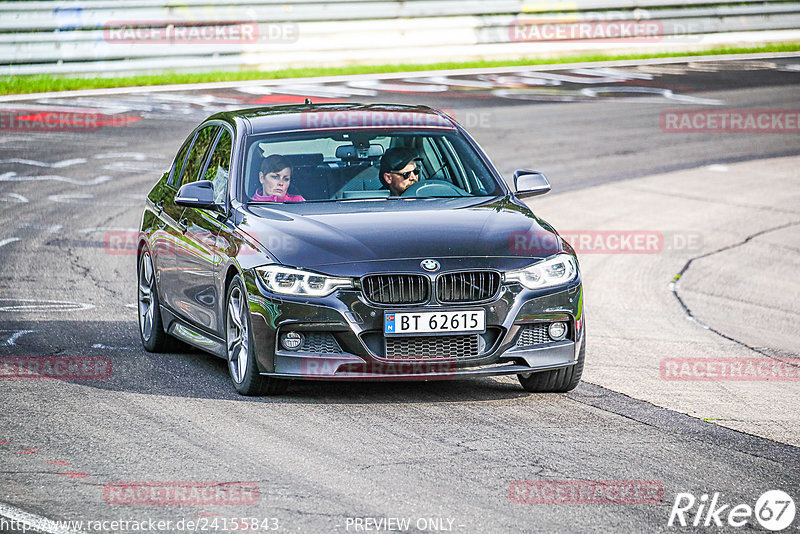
[243,130,503,203]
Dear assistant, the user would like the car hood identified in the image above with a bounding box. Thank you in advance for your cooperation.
[239,197,564,274]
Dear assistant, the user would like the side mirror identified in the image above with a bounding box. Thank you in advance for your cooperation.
[513,170,551,199]
[175,180,217,209]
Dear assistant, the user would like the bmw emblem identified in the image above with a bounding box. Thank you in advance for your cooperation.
[421,259,440,272]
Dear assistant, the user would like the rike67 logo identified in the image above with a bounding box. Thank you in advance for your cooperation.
[669,490,796,531]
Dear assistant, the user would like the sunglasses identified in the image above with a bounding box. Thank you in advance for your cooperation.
[391,168,419,179]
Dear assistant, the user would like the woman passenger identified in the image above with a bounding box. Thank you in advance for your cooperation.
[252,154,305,202]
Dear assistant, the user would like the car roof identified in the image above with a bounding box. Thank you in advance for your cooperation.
[209,103,458,135]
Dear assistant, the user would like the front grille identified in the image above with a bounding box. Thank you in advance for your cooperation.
[517,324,551,346]
[436,271,500,303]
[362,274,428,305]
[385,334,480,360]
[301,332,341,353]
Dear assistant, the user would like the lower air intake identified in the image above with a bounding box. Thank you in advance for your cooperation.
[385,334,480,360]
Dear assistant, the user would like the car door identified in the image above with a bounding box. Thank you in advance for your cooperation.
[151,129,196,312]
[163,124,220,318]
[175,125,231,333]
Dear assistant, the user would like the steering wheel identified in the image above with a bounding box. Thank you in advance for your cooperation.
[401,180,469,198]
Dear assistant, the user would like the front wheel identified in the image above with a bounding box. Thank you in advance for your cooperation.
[518,334,585,393]
[225,275,289,396]
[138,250,174,352]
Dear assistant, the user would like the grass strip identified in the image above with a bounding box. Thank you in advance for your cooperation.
[1,42,799,95]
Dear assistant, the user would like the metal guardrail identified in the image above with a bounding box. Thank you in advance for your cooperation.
[1,0,799,75]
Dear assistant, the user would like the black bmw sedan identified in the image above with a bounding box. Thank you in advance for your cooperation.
[137,103,584,395]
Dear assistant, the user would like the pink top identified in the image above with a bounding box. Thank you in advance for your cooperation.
[251,190,305,202]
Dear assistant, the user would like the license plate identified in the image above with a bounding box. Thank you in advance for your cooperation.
[384,310,485,336]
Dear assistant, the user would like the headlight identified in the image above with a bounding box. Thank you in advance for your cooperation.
[256,266,353,297]
[505,254,578,289]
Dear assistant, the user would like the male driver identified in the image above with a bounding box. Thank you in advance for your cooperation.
[379,147,420,196]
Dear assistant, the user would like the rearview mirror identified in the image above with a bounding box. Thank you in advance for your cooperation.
[175,180,217,209]
[335,143,385,160]
[513,170,551,198]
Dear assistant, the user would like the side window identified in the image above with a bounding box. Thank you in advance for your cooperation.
[421,137,454,183]
[439,137,468,189]
[420,137,441,176]
[168,132,196,188]
[202,129,232,204]
[178,125,220,187]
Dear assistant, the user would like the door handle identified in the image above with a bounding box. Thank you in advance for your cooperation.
[154,200,163,212]
[177,218,188,233]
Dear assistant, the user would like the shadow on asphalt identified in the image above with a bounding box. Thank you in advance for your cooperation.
[0,320,534,404]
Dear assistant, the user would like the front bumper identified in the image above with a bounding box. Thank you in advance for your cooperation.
[268,340,577,380]
[243,270,584,381]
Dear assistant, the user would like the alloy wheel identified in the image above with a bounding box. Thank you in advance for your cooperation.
[227,286,249,384]
[138,253,155,342]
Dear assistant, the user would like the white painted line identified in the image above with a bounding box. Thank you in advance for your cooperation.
[18,223,62,233]
[707,164,729,172]
[0,299,95,313]
[236,84,377,98]
[0,103,118,113]
[347,79,449,92]
[0,237,21,248]
[0,501,83,534]
[414,75,498,89]
[571,67,654,80]
[99,160,164,174]
[78,226,137,235]
[47,193,94,203]
[0,330,37,347]
[0,158,86,168]
[0,193,28,203]
[47,193,138,207]
[91,343,136,350]
[92,152,148,161]
[578,86,724,105]
[0,172,111,186]
[517,70,628,84]
[0,52,797,102]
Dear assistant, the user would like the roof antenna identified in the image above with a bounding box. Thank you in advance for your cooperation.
[304,98,312,104]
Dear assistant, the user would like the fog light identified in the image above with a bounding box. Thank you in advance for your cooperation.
[280,331,304,351]
[548,322,567,341]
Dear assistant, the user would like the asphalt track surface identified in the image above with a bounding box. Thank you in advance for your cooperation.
[1,55,799,533]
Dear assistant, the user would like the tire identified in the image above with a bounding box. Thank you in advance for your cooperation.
[137,249,176,352]
[225,275,289,396]
[517,333,585,393]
